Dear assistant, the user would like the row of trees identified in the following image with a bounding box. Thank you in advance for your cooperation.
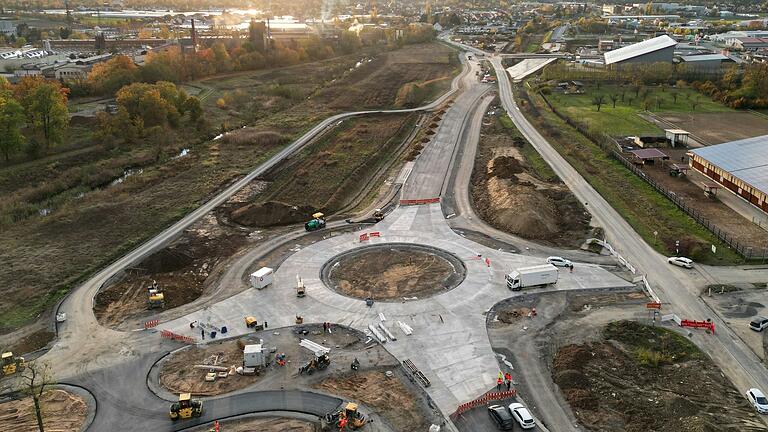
[0,77,69,161]
[96,81,202,160]
[693,63,768,109]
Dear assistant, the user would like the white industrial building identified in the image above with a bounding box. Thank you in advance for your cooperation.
[604,35,677,68]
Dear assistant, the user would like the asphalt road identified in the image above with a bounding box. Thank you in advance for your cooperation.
[491,56,768,414]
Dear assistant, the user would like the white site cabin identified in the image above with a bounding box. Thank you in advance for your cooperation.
[249,267,274,289]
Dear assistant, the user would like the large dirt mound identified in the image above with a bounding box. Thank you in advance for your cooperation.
[553,321,765,432]
[472,150,590,248]
[231,201,316,227]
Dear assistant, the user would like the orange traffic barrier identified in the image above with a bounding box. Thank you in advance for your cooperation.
[144,319,159,329]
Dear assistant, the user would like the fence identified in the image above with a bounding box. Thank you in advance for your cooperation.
[450,390,518,419]
[537,91,767,259]
[160,329,196,344]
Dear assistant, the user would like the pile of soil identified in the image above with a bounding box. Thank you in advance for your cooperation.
[553,320,765,432]
[314,369,435,432]
[94,214,248,329]
[3,329,55,355]
[497,307,532,324]
[190,417,318,432]
[471,115,591,248]
[160,340,260,396]
[0,389,88,431]
[328,247,460,300]
[230,201,316,228]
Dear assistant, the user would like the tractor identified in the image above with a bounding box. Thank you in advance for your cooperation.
[1,352,25,377]
[305,212,326,231]
[169,393,203,421]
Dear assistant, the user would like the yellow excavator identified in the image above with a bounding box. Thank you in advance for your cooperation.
[324,402,367,430]
[169,393,203,420]
[2,352,25,376]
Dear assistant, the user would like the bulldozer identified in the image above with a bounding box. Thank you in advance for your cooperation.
[323,402,368,430]
[148,292,165,309]
[244,316,265,330]
[305,212,326,231]
[1,352,25,377]
[169,393,203,420]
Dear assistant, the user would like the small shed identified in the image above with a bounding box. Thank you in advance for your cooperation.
[702,181,720,197]
[629,148,670,165]
[665,129,690,147]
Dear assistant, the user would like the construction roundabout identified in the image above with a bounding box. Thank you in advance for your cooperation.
[322,243,467,301]
[0,47,654,432]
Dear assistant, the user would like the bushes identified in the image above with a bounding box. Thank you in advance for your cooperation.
[221,128,288,147]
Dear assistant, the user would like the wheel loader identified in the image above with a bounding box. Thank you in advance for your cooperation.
[323,402,367,430]
[1,352,25,377]
[298,353,330,375]
[169,393,203,420]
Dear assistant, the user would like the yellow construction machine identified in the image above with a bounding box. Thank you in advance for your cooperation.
[1,352,25,376]
[324,402,367,430]
[169,393,203,420]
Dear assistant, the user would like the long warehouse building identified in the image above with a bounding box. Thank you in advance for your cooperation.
[604,34,677,68]
[688,135,768,214]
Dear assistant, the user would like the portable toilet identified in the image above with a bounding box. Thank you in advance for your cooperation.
[243,344,265,367]
[249,267,274,289]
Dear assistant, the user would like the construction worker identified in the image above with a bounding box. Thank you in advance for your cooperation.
[496,376,503,392]
[505,372,512,391]
[339,416,348,431]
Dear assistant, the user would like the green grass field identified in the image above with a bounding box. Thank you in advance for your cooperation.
[521,88,743,265]
[545,84,733,136]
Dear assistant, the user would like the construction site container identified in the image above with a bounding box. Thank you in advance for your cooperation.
[250,267,274,289]
[244,344,265,367]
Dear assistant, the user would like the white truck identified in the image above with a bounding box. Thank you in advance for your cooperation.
[506,264,559,291]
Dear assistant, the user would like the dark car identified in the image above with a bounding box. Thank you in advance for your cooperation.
[488,404,515,430]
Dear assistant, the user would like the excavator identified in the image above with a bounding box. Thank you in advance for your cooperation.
[1,352,25,377]
[324,402,368,430]
[298,339,331,375]
[169,393,203,420]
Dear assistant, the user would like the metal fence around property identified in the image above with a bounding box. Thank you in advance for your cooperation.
[538,91,768,259]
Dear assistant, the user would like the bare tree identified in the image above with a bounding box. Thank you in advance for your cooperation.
[671,90,679,104]
[656,97,662,109]
[592,94,606,111]
[642,98,653,111]
[609,93,619,108]
[691,96,700,112]
[20,361,54,432]
[626,96,635,106]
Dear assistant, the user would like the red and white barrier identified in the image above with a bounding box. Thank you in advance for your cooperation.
[450,389,517,418]
[144,319,159,329]
[399,197,440,206]
[160,329,196,344]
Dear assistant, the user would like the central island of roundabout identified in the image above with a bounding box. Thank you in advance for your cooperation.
[161,203,634,421]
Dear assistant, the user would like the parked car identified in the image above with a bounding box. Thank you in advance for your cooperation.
[508,402,536,429]
[750,317,768,332]
[667,256,693,269]
[546,256,573,268]
[747,388,768,414]
[487,404,515,430]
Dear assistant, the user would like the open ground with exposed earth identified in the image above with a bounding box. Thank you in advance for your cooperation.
[471,100,592,248]
[487,290,766,432]
[0,389,87,432]
[0,41,457,340]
